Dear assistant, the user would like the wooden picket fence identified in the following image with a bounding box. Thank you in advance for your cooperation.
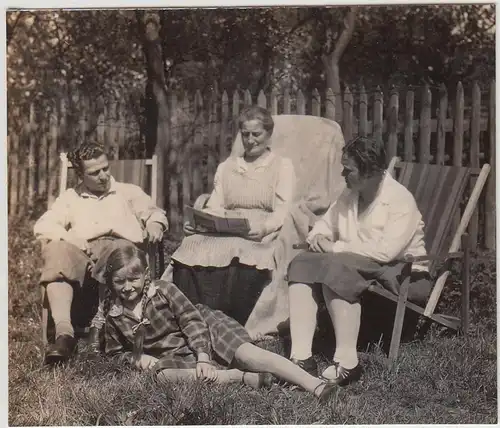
[7,80,496,250]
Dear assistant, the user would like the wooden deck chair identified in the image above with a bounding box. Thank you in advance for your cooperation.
[370,157,491,364]
[41,152,164,344]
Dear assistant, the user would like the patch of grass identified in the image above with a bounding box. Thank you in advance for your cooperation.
[8,217,497,425]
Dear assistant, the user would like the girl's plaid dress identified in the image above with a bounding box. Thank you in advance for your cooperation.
[105,280,252,371]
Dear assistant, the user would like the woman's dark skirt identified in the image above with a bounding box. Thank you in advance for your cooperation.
[172,259,271,326]
[287,251,431,305]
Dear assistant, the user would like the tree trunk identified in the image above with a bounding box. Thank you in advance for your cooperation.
[322,7,357,124]
[137,11,169,210]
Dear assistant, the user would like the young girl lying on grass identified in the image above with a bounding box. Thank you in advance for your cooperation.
[102,242,336,402]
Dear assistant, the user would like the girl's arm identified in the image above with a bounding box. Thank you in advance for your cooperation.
[162,282,212,359]
[105,320,159,370]
[104,321,134,365]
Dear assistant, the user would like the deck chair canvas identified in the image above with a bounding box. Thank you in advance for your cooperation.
[177,115,347,338]
[368,157,491,363]
[41,153,164,344]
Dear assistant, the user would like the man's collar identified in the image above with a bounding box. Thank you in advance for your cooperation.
[76,176,118,198]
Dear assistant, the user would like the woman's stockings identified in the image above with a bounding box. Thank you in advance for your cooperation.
[322,284,360,374]
[288,282,320,360]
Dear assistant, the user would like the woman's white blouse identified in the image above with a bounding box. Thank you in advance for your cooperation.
[307,173,428,270]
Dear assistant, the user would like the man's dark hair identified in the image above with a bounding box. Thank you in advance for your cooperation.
[67,142,108,174]
[342,136,387,177]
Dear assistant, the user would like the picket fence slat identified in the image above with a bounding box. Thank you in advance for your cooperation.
[284,88,291,114]
[343,86,353,142]
[7,81,496,250]
[404,89,415,162]
[325,88,335,120]
[220,91,230,162]
[169,93,180,234]
[373,87,383,143]
[419,85,432,164]
[436,84,448,165]
[387,88,398,160]
[193,90,204,198]
[359,85,368,137]
[312,88,321,117]
[270,90,278,115]
[258,90,266,109]
[485,80,496,250]
[469,82,482,249]
[182,95,192,211]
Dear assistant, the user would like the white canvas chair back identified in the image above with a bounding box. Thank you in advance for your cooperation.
[231,115,346,204]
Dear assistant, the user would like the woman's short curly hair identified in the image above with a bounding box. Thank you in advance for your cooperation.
[238,105,274,135]
[342,136,387,177]
[67,141,108,173]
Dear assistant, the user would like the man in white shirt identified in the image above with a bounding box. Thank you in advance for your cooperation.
[34,142,168,364]
[286,136,430,386]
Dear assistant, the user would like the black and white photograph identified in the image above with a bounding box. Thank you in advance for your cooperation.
[6,2,497,425]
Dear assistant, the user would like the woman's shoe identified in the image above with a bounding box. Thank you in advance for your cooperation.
[290,356,318,377]
[320,362,363,387]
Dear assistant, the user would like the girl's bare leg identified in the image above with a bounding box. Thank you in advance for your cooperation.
[157,368,265,388]
[233,343,326,397]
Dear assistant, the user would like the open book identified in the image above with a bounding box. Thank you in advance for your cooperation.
[185,205,251,235]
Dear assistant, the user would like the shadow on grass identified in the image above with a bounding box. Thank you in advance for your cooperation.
[8,216,498,425]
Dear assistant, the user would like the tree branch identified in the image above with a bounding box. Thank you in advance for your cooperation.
[331,6,357,63]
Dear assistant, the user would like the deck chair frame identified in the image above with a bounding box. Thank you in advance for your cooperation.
[41,152,162,344]
[375,157,491,364]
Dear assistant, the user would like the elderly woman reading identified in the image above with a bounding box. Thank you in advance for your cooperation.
[287,136,431,385]
[171,106,296,325]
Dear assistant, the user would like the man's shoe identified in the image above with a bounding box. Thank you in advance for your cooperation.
[290,356,318,377]
[320,362,363,387]
[87,326,102,355]
[44,334,77,365]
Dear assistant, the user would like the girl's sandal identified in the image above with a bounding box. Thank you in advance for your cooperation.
[314,381,337,404]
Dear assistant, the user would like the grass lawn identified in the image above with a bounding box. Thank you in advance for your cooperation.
[8,215,498,425]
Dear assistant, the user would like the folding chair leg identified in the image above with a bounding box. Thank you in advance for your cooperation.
[460,233,471,335]
[388,276,411,364]
[41,287,49,346]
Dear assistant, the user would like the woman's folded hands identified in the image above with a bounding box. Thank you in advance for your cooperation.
[307,234,334,253]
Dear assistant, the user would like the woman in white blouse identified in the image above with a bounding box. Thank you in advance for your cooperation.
[286,136,430,386]
[171,106,296,325]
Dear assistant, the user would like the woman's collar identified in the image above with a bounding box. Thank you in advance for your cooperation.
[236,149,274,170]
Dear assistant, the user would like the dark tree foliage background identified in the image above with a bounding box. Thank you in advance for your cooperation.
[7,5,495,150]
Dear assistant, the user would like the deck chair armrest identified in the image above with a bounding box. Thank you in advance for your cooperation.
[402,252,463,263]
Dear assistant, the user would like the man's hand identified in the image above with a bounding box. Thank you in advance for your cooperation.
[308,234,333,253]
[136,354,159,370]
[146,222,164,243]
